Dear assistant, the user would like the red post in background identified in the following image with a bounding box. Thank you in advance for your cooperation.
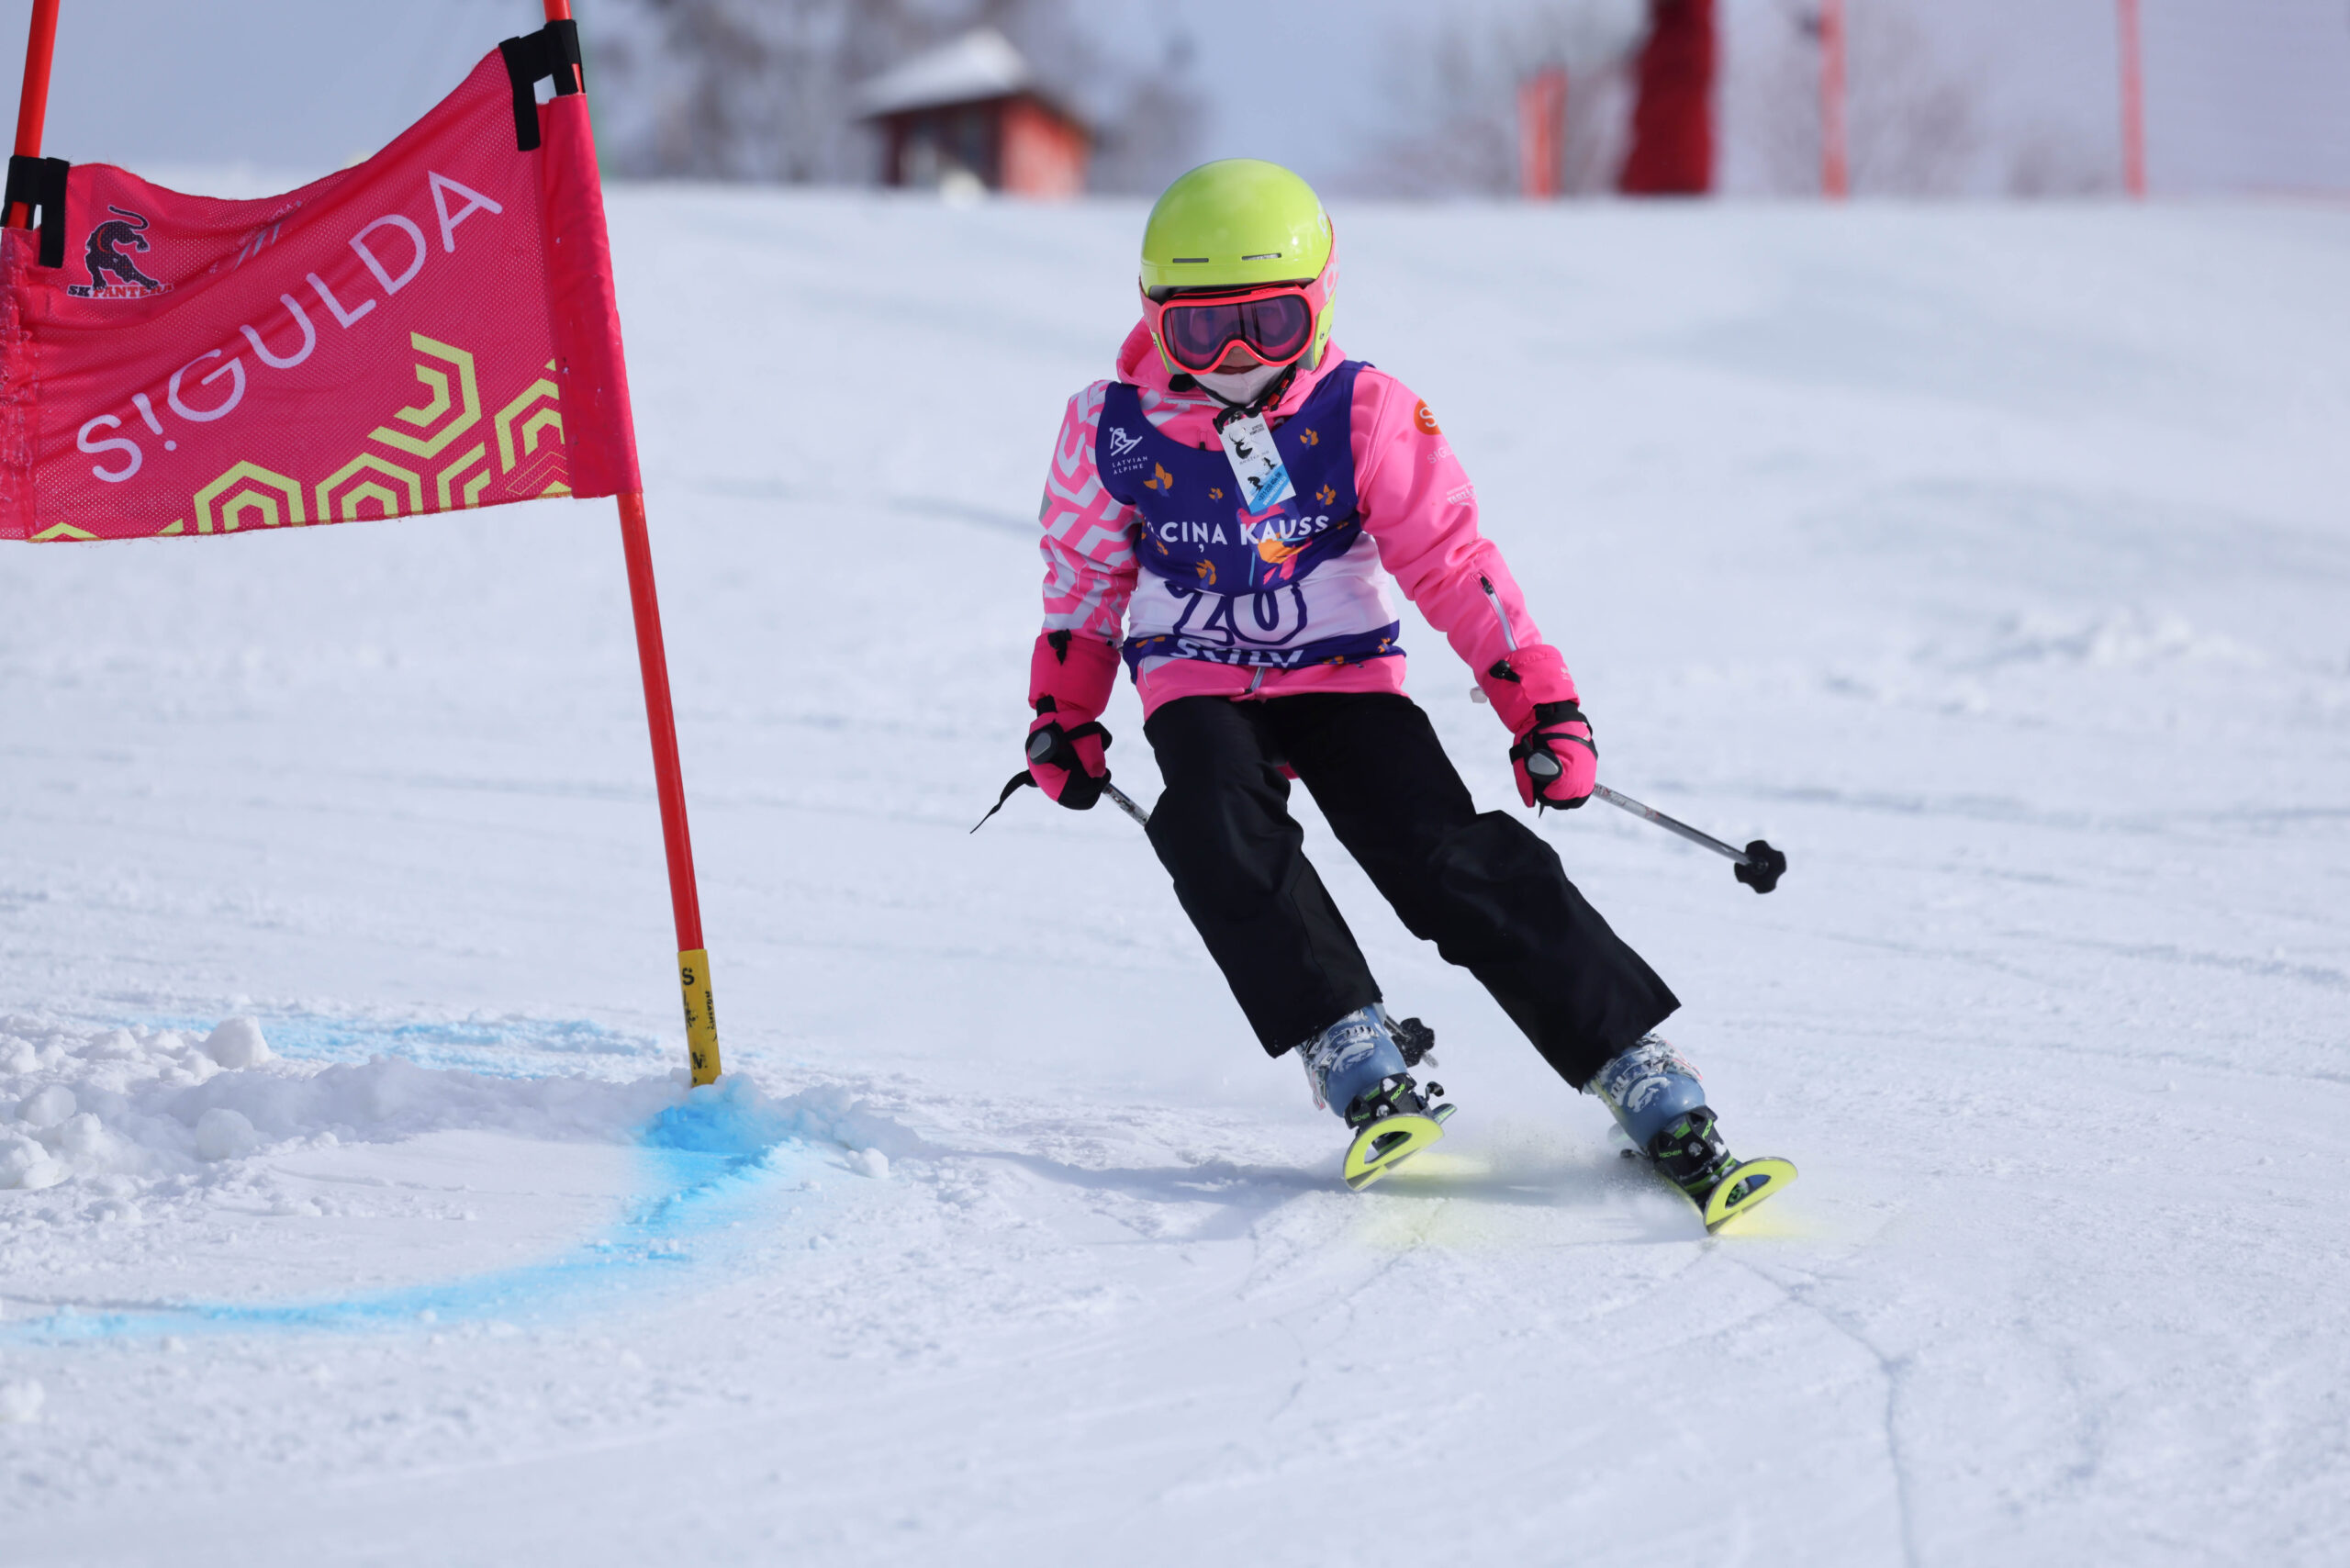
[2118,0,2147,197]
[539,0,721,1084]
[1618,0,1716,196]
[1819,0,1849,198]
[7,0,60,224]
[1518,67,1567,199]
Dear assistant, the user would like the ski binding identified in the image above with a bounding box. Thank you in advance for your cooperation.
[1341,1072,1454,1191]
[1619,1108,1799,1231]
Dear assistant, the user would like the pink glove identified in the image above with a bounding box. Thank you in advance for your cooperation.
[1024,630,1120,811]
[1475,643,1595,811]
[1472,641,1574,729]
[1510,700,1596,809]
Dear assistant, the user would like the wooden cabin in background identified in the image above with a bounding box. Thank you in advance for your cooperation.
[856,28,1090,199]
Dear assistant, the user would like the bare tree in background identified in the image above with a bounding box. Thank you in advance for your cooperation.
[1353,0,1663,196]
[1345,0,1649,199]
[1088,30,1206,196]
[1730,0,1984,196]
[584,0,903,182]
[583,0,1200,190]
[1358,29,1517,197]
[2004,123,2122,197]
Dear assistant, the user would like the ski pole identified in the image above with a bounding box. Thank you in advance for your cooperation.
[988,767,1785,895]
[971,771,1153,833]
[1590,783,1787,894]
[1101,780,1152,829]
[1084,775,1783,900]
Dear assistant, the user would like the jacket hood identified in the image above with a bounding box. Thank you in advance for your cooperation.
[1115,319,1348,419]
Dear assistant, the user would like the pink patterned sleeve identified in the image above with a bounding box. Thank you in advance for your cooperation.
[1037,383,1137,642]
[1349,369,1579,734]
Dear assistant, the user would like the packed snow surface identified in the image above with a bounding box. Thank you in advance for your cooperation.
[3,190,2347,1564]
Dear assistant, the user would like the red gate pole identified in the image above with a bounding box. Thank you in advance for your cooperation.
[542,0,722,1085]
[1819,0,1849,199]
[2117,0,2147,198]
[7,0,62,226]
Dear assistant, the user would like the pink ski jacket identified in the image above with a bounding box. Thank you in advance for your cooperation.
[1034,321,1577,736]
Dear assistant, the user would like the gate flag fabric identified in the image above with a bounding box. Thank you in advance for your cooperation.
[0,42,638,543]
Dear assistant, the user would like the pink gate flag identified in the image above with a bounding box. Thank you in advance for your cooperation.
[0,44,638,543]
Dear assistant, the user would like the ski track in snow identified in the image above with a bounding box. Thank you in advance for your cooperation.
[2,192,2347,1563]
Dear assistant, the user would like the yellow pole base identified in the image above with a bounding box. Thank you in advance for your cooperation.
[678,947,722,1085]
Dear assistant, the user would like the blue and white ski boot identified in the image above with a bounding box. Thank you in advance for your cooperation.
[1590,1034,1796,1230]
[1297,1005,1453,1191]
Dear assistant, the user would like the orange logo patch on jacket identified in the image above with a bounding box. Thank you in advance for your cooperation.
[1144,463,1175,493]
[1413,400,1441,434]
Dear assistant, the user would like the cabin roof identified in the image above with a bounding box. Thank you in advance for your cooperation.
[856,28,1044,119]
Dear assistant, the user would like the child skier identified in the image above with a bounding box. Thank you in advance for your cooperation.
[1015,160,1789,1224]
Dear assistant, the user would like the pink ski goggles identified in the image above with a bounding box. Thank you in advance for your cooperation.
[1144,271,1330,375]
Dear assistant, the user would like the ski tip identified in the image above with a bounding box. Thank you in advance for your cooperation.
[1702,1157,1797,1231]
[1342,1113,1448,1192]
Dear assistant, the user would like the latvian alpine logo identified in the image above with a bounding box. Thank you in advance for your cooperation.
[67,205,171,298]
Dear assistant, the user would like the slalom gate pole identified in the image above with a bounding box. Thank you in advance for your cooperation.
[617,491,722,1083]
[6,0,60,225]
[543,0,722,1085]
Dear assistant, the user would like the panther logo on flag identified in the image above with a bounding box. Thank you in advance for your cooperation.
[67,205,171,299]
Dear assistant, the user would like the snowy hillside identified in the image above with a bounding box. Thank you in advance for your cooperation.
[3,189,2346,1564]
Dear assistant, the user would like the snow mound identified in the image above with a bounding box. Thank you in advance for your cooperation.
[1959,607,2262,671]
[0,1378,42,1423]
[641,1073,918,1174]
[200,1017,273,1070]
[0,1015,912,1195]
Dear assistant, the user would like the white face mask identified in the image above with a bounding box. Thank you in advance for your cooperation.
[1192,359,1289,407]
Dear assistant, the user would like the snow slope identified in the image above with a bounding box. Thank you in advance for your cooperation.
[2,190,2346,1565]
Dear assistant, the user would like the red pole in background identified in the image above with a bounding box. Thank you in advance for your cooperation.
[1518,67,1566,199]
[2117,0,2147,198]
[7,0,61,225]
[539,0,721,1083]
[1818,0,1849,199]
[1618,0,1718,196]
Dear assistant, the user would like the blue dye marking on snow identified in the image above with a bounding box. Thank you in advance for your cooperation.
[4,1079,814,1346]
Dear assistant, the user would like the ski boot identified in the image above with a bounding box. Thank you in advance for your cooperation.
[1590,1034,1796,1230]
[1297,1005,1454,1191]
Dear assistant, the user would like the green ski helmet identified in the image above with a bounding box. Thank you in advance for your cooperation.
[1140,159,1337,375]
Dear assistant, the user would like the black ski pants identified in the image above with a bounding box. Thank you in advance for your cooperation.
[1142,691,1677,1090]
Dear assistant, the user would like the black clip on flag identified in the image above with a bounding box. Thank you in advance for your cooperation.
[4,152,69,267]
[497,18,585,153]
